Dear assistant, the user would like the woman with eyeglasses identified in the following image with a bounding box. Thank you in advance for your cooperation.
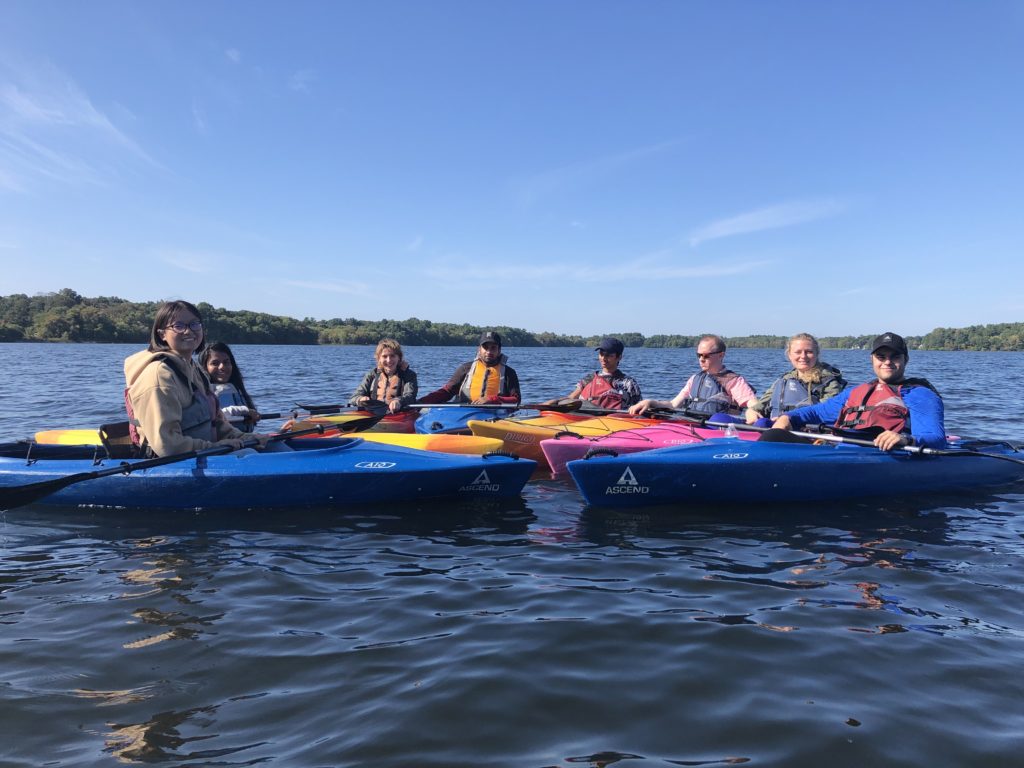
[744,333,847,426]
[629,334,758,420]
[124,301,273,457]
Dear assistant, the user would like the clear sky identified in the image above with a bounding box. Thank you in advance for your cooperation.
[1,1,1022,337]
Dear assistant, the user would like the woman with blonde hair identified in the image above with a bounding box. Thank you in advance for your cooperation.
[350,338,419,414]
[745,333,847,426]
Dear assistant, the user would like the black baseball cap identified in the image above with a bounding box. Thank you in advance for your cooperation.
[595,336,625,355]
[870,331,908,357]
[479,331,502,347]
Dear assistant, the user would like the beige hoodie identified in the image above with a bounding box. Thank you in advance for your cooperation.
[124,349,243,456]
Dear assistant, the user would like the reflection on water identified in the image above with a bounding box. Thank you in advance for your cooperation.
[2,345,1024,765]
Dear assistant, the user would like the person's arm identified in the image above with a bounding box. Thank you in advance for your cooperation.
[725,375,758,410]
[395,369,419,409]
[417,363,469,404]
[666,375,696,409]
[782,389,851,430]
[748,379,777,422]
[349,370,376,405]
[133,366,217,456]
[904,387,946,449]
[493,367,521,405]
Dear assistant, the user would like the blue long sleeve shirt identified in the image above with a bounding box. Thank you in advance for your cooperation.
[785,381,946,449]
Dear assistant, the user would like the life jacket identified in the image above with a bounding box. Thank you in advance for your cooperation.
[579,372,625,410]
[768,366,843,419]
[835,381,920,433]
[125,359,218,451]
[374,371,403,402]
[682,370,742,417]
[213,383,254,433]
[459,358,506,402]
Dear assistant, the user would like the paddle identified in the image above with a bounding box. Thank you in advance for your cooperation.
[295,400,393,416]
[0,416,382,512]
[405,402,574,412]
[688,416,1024,466]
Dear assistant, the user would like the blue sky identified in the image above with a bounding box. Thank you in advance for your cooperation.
[1,1,1022,337]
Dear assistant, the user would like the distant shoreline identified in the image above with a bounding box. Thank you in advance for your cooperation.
[2,289,1022,351]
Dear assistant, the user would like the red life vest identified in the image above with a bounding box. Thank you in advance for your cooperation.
[579,373,625,410]
[835,381,909,434]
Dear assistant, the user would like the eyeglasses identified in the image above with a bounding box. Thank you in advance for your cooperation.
[166,321,203,333]
[696,350,723,359]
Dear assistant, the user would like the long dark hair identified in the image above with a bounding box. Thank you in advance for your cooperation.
[199,341,255,409]
[149,300,206,354]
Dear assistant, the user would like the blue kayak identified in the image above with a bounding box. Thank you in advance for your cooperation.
[0,437,535,510]
[566,438,1024,507]
[415,405,515,434]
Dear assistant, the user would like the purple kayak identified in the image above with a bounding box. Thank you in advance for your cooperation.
[540,421,758,476]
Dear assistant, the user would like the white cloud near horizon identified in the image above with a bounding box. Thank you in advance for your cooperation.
[688,199,845,247]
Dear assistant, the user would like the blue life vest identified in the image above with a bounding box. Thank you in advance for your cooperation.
[683,370,741,417]
[213,383,254,433]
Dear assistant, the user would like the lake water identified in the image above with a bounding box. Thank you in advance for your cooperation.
[1,343,1023,766]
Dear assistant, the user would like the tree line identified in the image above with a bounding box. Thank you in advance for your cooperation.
[1,289,1021,351]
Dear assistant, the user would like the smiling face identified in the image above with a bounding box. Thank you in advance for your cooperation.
[696,339,725,374]
[377,348,400,375]
[787,338,818,372]
[872,348,907,385]
[157,309,203,360]
[205,349,233,384]
[597,349,621,374]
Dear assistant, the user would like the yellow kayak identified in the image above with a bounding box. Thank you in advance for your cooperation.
[34,427,505,456]
[468,415,662,465]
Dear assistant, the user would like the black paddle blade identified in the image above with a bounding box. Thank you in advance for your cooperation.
[0,470,99,511]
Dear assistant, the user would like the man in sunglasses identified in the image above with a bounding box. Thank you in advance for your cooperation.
[770,331,945,450]
[553,336,643,410]
[417,331,521,405]
[630,334,757,421]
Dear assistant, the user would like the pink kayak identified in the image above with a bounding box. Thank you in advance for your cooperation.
[540,421,759,476]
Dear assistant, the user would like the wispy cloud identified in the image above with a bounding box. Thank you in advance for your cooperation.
[192,102,207,135]
[423,255,769,284]
[157,249,223,274]
[511,139,684,206]
[0,57,160,191]
[688,199,845,247]
[286,279,369,295]
[225,48,241,64]
[288,69,316,94]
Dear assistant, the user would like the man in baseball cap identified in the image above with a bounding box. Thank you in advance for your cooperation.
[417,330,521,405]
[772,331,945,450]
[549,336,642,410]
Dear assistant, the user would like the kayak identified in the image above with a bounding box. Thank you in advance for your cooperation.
[414,405,517,434]
[0,437,536,510]
[566,438,1024,507]
[540,421,759,476]
[468,415,663,465]
[34,427,505,456]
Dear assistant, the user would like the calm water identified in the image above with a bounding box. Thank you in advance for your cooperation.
[1,343,1023,767]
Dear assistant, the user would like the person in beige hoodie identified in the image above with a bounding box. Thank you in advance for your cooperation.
[124,300,272,457]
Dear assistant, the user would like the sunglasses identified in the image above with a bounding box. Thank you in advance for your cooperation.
[696,350,723,360]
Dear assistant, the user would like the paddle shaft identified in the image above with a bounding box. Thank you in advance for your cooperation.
[0,419,378,511]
